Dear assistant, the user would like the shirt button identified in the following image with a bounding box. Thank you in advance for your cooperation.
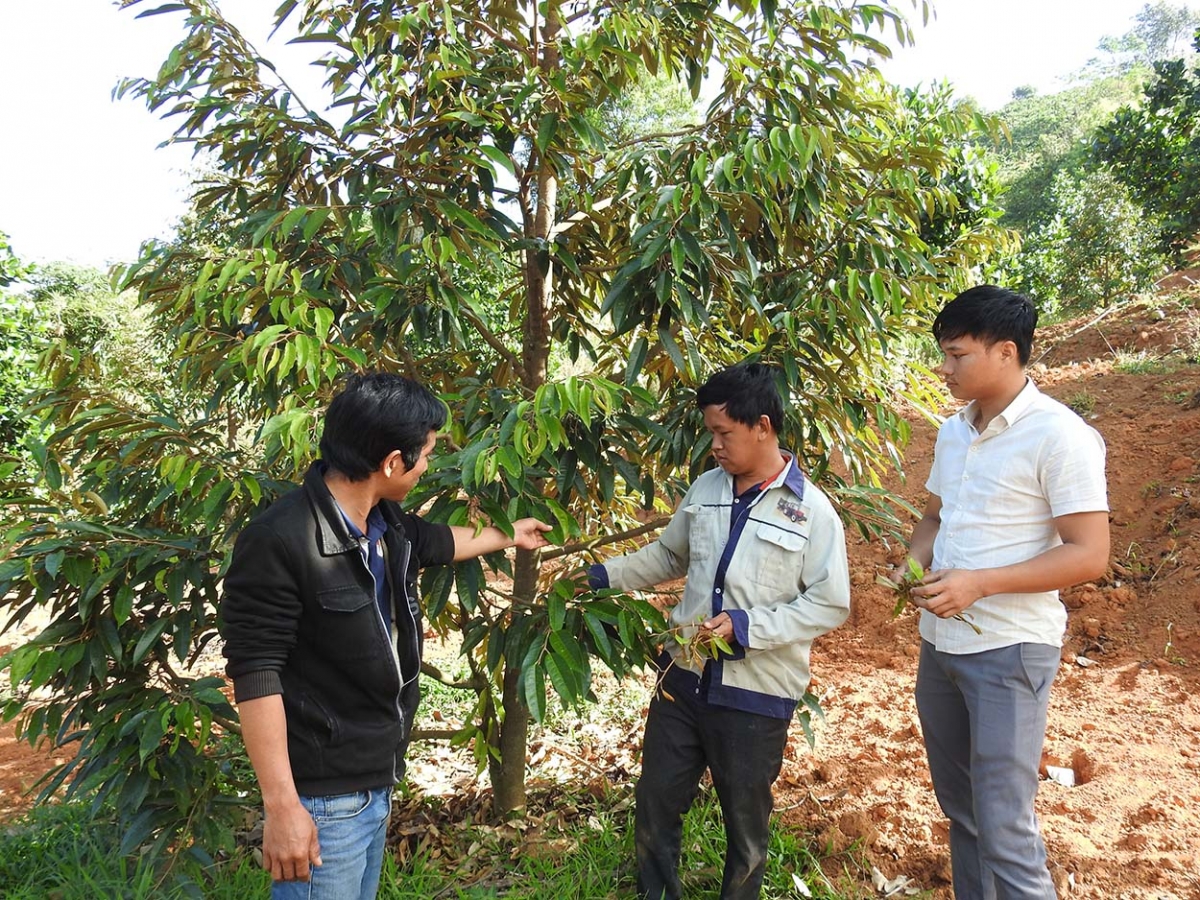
[715,588,722,594]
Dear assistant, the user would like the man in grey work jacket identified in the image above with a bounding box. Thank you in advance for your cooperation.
[589,362,851,900]
[220,373,550,900]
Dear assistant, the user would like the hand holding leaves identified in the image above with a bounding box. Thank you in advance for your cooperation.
[876,560,982,635]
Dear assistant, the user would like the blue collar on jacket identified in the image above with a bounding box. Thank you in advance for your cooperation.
[780,453,806,499]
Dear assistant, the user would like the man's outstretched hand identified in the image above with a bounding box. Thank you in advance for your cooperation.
[512,517,553,550]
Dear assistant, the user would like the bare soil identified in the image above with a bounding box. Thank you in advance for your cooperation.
[2,292,1199,898]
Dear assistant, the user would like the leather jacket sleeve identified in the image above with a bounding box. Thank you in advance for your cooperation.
[220,521,302,703]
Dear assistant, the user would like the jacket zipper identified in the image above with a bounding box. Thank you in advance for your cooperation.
[385,540,418,783]
[355,537,407,783]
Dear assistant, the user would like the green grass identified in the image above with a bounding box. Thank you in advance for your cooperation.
[1112,349,1177,375]
[1062,388,1096,416]
[379,787,868,899]
[0,801,263,899]
[0,786,876,899]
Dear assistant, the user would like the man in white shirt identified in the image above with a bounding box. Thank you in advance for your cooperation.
[898,286,1109,899]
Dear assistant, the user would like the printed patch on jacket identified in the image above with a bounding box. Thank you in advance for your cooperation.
[776,497,806,524]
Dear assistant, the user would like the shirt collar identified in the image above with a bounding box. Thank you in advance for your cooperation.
[722,451,806,501]
[337,503,388,543]
[955,377,1041,434]
[771,451,807,500]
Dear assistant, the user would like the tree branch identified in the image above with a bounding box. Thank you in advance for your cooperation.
[420,660,487,691]
[409,727,463,741]
[541,516,670,560]
[455,301,525,380]
[465,17,534,62]
[608,124,709,153]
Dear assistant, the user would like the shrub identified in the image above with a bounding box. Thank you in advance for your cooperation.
[1003,170,1166,314]
[1094,29,1200,256]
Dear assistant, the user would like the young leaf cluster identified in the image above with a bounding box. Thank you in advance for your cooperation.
[875,558,982,635]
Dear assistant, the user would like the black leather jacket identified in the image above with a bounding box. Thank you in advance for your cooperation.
[220,463,454,796]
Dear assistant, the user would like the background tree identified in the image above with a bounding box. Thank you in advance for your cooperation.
[1087,3,1199,74]
[23,263,171,401]
[0,0,1010,859]
[1,252,169,474]
[991,73,1144,232]
[0,231,39,453]
[1002,169,1166,314]
[1132,1,1200,63]
[1095,27,1200,256]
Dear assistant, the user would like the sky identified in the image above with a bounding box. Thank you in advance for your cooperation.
[0,0,1159,270]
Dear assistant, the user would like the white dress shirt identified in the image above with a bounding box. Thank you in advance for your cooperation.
[920,378,1108,653]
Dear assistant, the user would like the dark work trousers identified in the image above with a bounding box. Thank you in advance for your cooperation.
[915,640,1061,900]
[635,667,790,900]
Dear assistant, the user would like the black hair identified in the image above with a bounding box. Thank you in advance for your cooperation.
[319,372,447,481]
[695,362,783,434]
[932,285,1038,366]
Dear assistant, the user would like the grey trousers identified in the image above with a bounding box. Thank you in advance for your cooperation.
[915,640,1060,900]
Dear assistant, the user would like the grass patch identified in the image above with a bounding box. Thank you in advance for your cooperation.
[0,785,877,898]
[377,785,869,899]
[1063,389,1096,416]
[1112,350,1177,375]
[0,801,265,900]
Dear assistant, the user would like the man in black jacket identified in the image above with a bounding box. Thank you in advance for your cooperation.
[221,373,550,900]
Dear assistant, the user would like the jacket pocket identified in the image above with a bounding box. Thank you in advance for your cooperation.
[314,584,387,660]
[317,585,374,612]
[293,688,338,744]
[685,504,724,562]
[747,522,806,595]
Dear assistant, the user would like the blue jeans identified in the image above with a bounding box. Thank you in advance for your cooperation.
[271,788,392,900]
[916,641,1060,900]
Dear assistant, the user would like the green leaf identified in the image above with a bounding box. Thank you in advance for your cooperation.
[44,551,65,579]
[302,207,331,242]
[480,145,516,177]
[547,594,566,632]
[133,619,170,666]
[118,807,158,856]
[583,610,615,662]
[519,639,546,722]
[134,3,188,18]
[279,206,307,237]
[138,714,165,763]
[535,113,558,155]
[543,651,574,706]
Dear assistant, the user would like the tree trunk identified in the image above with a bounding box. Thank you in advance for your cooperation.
[488,0,561,819]
[521,1,559,387]
[490,546,541,815]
